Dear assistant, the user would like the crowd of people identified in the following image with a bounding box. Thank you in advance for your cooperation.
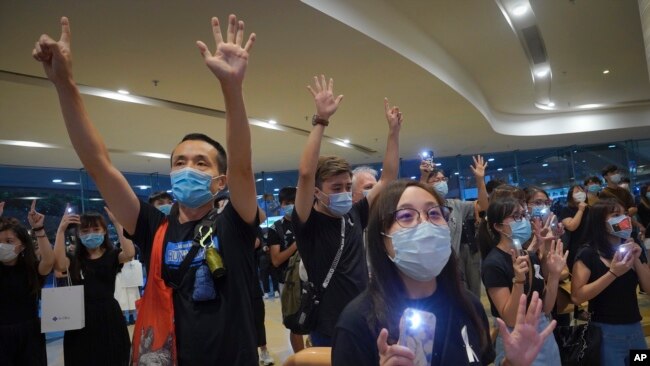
[1,12,649,366]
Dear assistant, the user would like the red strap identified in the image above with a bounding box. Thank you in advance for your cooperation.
[150,219,169,281]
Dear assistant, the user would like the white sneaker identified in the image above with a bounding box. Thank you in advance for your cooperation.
[274,291,280,298]
[263,293,270,300]
[259,349,274,365]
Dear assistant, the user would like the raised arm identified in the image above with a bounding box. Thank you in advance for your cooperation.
[470,155,489,211]
[487,251,529,327]
[294,75,343,223]
[32,17,140,234]
[105,206,135,263]
[27,200,54,276]
[53,213,79,272]
[571,249,633,304]
[366,98,403,205]
[197,15,258,224]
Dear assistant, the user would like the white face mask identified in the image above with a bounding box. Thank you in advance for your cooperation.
[384,222,451,281]
[0,243,18,263]
[573,191,586,203]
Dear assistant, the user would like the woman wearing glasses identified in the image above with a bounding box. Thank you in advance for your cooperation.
[332,180,556,365]
[480,196,565,365]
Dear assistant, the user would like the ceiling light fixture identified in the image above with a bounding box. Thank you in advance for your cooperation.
[497,168,503,171]
[268,120,277,125]
[542,163,549,167]
[52,179,62,183]
[18,196,44,200]
[602,69,610,74]
[0,139,59,148]
[577,103,603,109]
[488,158,495,162]
[266,178,273,181]
[117,89,130,95]
[134,152,171,159]
[342,139,350,144]
[512,4,529,16]
[135,185,151,190]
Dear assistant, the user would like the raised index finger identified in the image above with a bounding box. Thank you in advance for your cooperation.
[31,199,37,212]
[59,16,71,45]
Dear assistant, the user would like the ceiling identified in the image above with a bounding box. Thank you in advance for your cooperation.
[1,0,650,176]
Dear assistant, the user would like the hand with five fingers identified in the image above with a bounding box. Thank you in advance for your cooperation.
[498,291,556,366]
[545,239,568,277]
[307,75,344,122]
[196,14,256,86]
[470,155,488,179]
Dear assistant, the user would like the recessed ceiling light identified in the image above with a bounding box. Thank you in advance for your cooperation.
[547,102,555,107]
[342,139,350,144]
[608,144,616,148]
[577,103,602,109]
[52,179,63,183]
[89,198,104,201]
[0,139,59,148]
[542,163,549,167]
[497,168,503,171]
[535,68,550,78]
[266,178,273,181]
[135,185,150,190]
[273,188,279,192]
[268,120,277,125]
[435,163,442,166]
[488,158,495,162]
[134,152,170,159]
[454,172,459,175]
[18,196,44,200]
[602,69,610,74]
[60,181,80,186]
[117,89,130,95]
[256,178,263,182]
[410,176,416,179]
[512,4,529,16]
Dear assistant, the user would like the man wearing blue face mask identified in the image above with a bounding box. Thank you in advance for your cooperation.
[148,191,174,216]
[419,157,489,298]
[35,14,261,365]
[293,75,403,347]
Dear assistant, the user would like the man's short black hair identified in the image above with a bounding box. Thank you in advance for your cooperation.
[601,164,619,177]
[584,176,602,186]
[486,179,505,195]
[278,187,297,204]
[148,191,173,204]
[171,133,227,174]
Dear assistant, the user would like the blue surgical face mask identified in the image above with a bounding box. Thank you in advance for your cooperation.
[157,204,172,215]
[170,167,223,209]
[433,181,448,197]
[384,222,452,281]
[325,191,353,216]
[507,219,532,249]
[609,173,621,184]
[282,204,294,217]
[79,233,104,249]
[588,184,601,193]
[530,205,550,221]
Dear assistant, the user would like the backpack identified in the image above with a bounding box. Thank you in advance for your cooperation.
[280,251,303,323]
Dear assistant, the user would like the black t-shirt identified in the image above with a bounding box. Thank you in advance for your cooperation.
[559,205,590,268]
[0,260,41,326]
[481,248,545,318]
[267,217,295,278]
[575,245,646,324]
[292,198,370,337]
[332,289,495,366]
[69,247,121,301]
[127,200,259,365]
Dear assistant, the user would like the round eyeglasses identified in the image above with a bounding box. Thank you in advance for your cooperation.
[392,206,452,228]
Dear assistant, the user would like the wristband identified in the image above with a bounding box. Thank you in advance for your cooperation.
[32,226,44,232]
[512,278,526,284]
[608,270,618,278]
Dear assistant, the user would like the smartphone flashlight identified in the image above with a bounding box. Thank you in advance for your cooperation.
[408,311,422,330]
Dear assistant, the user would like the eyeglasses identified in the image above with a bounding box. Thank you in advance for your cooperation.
[505,211,529,223]
[528,199,552,207]
[429,177,448,184]
[392,206,452,228]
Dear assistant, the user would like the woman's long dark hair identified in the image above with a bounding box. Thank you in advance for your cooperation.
[366,179,490,354]
[70,212,113,282]
[0,217,43,296]
[478,197,521,261]
[479,186,525,260]
[586,198,622,259]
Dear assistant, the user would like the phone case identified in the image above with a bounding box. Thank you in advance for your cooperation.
[398,308,436,366]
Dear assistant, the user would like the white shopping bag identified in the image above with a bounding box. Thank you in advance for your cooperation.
[41,273,85,333]
[120,259,144,288]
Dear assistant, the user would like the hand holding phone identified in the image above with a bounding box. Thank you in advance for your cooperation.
[420,151,435,171]
[398,308,436,366]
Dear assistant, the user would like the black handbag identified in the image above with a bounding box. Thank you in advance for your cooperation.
[553,309,601,366]
[283,218,346,335]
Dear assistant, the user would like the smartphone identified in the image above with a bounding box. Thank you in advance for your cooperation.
[420,150,435,170]
[398,308,436,366]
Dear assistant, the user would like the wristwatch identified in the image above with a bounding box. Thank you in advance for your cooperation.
[311,114,329,127]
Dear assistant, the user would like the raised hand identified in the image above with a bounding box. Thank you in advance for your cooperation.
[470,155,487,179]
[32,17,73,85]
[545,239,568,277]
[307,75,343,121]
[498,291,556,366]
[197,15,256,86]
[377,328,415,366]
[0,201,4,217]
[384,98,403,131]
[27,200,45,229]
[58,213,80,232]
